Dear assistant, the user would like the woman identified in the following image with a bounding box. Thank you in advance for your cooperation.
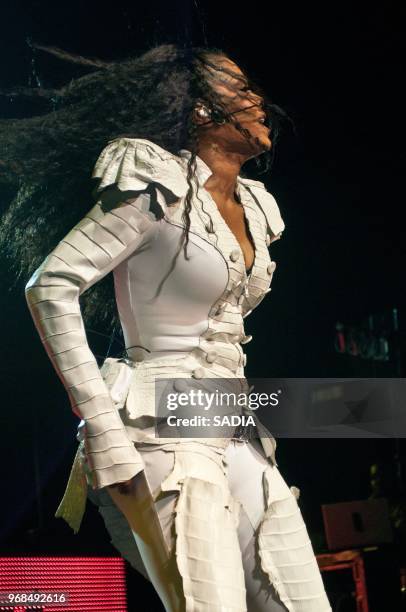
[2,44,331,611]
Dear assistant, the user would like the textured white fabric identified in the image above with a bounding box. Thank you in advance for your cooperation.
[26,137,331,611]
[25,137,283,488]
[90,439,331,611]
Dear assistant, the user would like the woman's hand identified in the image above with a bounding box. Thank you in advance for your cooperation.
[107,471,153,531]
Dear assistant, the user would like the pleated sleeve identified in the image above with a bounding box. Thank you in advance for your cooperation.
[25,137,188,489]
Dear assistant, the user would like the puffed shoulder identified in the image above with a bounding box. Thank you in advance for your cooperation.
[239,176,285,239]
[91,137,189,204]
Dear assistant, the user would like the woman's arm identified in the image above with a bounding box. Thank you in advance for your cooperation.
[25,188,157,489]
[25,138,188,490]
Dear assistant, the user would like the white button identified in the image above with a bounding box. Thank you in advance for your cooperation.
[241,334,252,344]
[230,249,240,262]
[242,354,247,366]
[192,367,205,379]
[206,351,217,363]
[267,262,276,275]
[173,379,188,393]
[266,234,271,247]
[290,485,301,500]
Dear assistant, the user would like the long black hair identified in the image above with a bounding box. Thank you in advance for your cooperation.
[0,43,291,343]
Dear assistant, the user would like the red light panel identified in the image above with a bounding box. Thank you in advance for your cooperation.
[0,557,127,611]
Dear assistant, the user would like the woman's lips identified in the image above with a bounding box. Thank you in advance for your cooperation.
[256,121,271,132]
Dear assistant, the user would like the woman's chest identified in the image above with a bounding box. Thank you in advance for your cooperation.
[115,185,277,331]
[208,194,256,273]
[156,186,276,315]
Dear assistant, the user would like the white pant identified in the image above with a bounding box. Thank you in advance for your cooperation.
[88,438,330,611]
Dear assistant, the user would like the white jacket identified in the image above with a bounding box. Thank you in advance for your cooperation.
[25,137,285,491]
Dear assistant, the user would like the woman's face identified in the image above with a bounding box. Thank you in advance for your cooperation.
[196,56,272,158]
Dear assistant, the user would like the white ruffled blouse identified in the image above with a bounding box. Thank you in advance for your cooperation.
[25,137,285,491]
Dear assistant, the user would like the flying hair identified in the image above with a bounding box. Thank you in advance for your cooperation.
[0,43,293,340]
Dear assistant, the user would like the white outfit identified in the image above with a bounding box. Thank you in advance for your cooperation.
[25,138,332,611]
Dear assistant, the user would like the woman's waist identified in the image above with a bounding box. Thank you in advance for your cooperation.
[123,348,249,422]
[127,340,246,377]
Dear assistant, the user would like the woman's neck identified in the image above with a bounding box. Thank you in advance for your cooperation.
[196,143,244,201]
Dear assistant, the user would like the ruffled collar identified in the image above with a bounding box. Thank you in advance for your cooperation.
[178,148,284,238]
[177,148,265,194]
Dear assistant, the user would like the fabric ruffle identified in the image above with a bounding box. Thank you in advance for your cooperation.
[92,138,285,243]
[159,446,247,611]
[258,465,332,611]
[55,441,88,534]
[92,137,190,204]
[239,178,285,242]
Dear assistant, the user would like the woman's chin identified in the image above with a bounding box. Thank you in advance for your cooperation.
[252,134,272,153]
[261,138,272,151]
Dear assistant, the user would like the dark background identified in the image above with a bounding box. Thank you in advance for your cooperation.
[0,0,405,608]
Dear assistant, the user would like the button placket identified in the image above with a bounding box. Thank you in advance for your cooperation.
[192,189,240,321]
[237,183,284,317]
[201,198,244,315]
[235,185,259,281]
[236,184,275,313]
[202,184,257,316]
[194,178,278,365]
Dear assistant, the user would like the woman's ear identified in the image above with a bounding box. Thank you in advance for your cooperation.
[193,102,212,126]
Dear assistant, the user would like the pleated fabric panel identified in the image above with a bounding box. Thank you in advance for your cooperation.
[24,138,189,490]
[160,446,247,611]
[258,465,332,612]
[174,477,247,611]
